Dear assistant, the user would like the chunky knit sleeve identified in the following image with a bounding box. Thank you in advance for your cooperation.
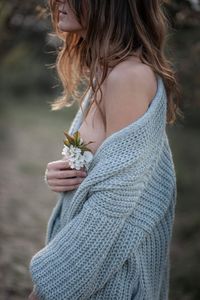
[30,176,147,299]
[29,136,167,299]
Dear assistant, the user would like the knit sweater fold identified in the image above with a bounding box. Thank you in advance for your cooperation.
[29,75,177,299]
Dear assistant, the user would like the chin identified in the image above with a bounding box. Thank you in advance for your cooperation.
[58,23,70,32]
[57,20,81,32]
[58,25,80,34]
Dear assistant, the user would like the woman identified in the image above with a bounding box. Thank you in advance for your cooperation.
[29,0,182,299]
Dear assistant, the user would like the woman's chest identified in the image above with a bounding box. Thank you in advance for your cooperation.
[79,100,106,155]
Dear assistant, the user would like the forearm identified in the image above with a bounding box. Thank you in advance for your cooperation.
[28,286,39,300]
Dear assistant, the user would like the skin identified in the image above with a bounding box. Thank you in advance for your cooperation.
[45,160,87,193]
[28,290,37,300]
[57,0,87,37]
[29,1,157,298]
[102,59,157,140]
[28,286,39,300]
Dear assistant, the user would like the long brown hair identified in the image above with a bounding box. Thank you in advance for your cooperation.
[48,0,183,126]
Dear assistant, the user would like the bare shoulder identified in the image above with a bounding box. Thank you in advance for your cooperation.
[105,58,157,105]
[103,59,158,138]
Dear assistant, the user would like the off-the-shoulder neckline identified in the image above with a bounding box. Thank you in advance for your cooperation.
[77,74,165,160]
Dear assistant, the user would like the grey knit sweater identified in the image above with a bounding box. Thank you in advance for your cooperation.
[29,74,177,299]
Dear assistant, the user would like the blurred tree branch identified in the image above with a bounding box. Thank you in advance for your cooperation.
[164,0,200,27]
[0,0,199,59]
[0,0,50,61]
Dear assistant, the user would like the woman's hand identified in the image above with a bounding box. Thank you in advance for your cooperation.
[28,288,39,300]
[45,159,87,192]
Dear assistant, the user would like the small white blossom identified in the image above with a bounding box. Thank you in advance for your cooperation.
[62,145,70,154]
[62,145,94,171]
[83,151,94,163]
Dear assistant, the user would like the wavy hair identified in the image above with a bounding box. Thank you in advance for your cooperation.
[48,0,183,126]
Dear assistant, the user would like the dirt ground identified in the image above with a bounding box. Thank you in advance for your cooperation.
[0,100,75,299]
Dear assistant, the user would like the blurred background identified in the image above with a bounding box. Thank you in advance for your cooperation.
[0,0,199,299]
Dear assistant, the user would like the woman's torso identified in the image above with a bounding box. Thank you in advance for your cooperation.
[47,55,159,241]
[78,95,106,156]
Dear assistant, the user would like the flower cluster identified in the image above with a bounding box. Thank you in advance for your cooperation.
[61,130,95,170]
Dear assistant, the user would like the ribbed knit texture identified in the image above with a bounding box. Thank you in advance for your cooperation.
[29,74,177,300]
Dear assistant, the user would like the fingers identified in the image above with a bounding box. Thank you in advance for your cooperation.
[47,169,87,180]
[47,160,86,173]
[45,159,88,193]
[28,290,39,300]
[47,160,71,170]
[47,176,86,192]
[48,177,84,187]
[50,184,81,193]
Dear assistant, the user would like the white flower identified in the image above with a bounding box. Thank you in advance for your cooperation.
[61,146,70,157]
[62,145,94,170]
[83,151,94,163]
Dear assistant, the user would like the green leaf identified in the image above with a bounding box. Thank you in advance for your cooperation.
[64,130,75,144]
[64,139,70,146]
